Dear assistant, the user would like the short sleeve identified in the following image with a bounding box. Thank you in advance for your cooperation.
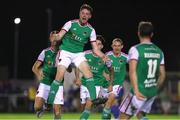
[62,21,72,32]
[90,29,96,42]
[160,52,165,65]
[37,50,45,62]
[128,46,139,60]
[126,55,129,63]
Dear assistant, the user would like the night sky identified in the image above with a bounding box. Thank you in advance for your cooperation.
[1,0,180,79]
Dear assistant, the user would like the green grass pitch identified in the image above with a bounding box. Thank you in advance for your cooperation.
[0,112,180,119]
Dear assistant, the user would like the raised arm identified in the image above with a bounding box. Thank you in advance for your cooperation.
[55,21,72,41]
[55,30,67,41]
[91,41,108,62]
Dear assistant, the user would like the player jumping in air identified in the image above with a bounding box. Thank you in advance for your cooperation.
[47,4,108,120]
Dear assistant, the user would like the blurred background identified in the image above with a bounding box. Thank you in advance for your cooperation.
[0,0,180,115]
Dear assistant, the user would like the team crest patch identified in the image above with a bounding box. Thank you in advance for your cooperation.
[119,60,123,63]
[83,32,87,36]
[98,61,102,65]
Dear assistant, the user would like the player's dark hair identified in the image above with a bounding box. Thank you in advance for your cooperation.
[112,38,123,45]
[80,4,93,14]
[97,35,105,45]
[138,21,153,37]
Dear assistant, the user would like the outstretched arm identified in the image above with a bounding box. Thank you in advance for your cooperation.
[55,29,67,41]
[55,21,71,41]
[91,41,108,62]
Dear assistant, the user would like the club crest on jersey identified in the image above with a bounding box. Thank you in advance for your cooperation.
[83,32,87,36]
[98,61,103,65]
[119,60,123,63]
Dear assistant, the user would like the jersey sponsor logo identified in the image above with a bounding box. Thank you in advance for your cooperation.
[71,33,82,42]
[113,66,120,72]
[144,79,157,88]
[91,66,98,73]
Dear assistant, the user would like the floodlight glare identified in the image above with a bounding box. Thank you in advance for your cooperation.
[14,18,21,24]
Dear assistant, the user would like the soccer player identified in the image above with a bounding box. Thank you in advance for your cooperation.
[119,21,166,120]
[32,31,59,118]
[75,35,112,120]
[47,4,108,119]
[102,38,128,120]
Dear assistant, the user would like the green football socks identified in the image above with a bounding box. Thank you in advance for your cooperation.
[80,109,90,120]
[48,80,63,104]
[85,77,96,100]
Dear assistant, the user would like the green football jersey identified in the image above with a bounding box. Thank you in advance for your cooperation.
[129,43,164,98]
[37,48,57,85]
[102,78,110,88]
[60,20,96,53]
[106,51,128,86]
[81,50,107,86]
[102,67,110,88]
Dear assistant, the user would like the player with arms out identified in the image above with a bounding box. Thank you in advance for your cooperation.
[47,4,108,120]
[32,31,59,118]
[119,21,166,120]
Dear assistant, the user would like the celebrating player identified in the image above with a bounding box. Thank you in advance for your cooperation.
[102,38,128,120]
[47,4,108,119]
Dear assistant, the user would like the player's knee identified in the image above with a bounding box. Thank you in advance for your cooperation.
[136,112,146,119]
[106,94,115,106]
[55,66,66,80]
[54,111,60,116]
[86,100,92,109]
